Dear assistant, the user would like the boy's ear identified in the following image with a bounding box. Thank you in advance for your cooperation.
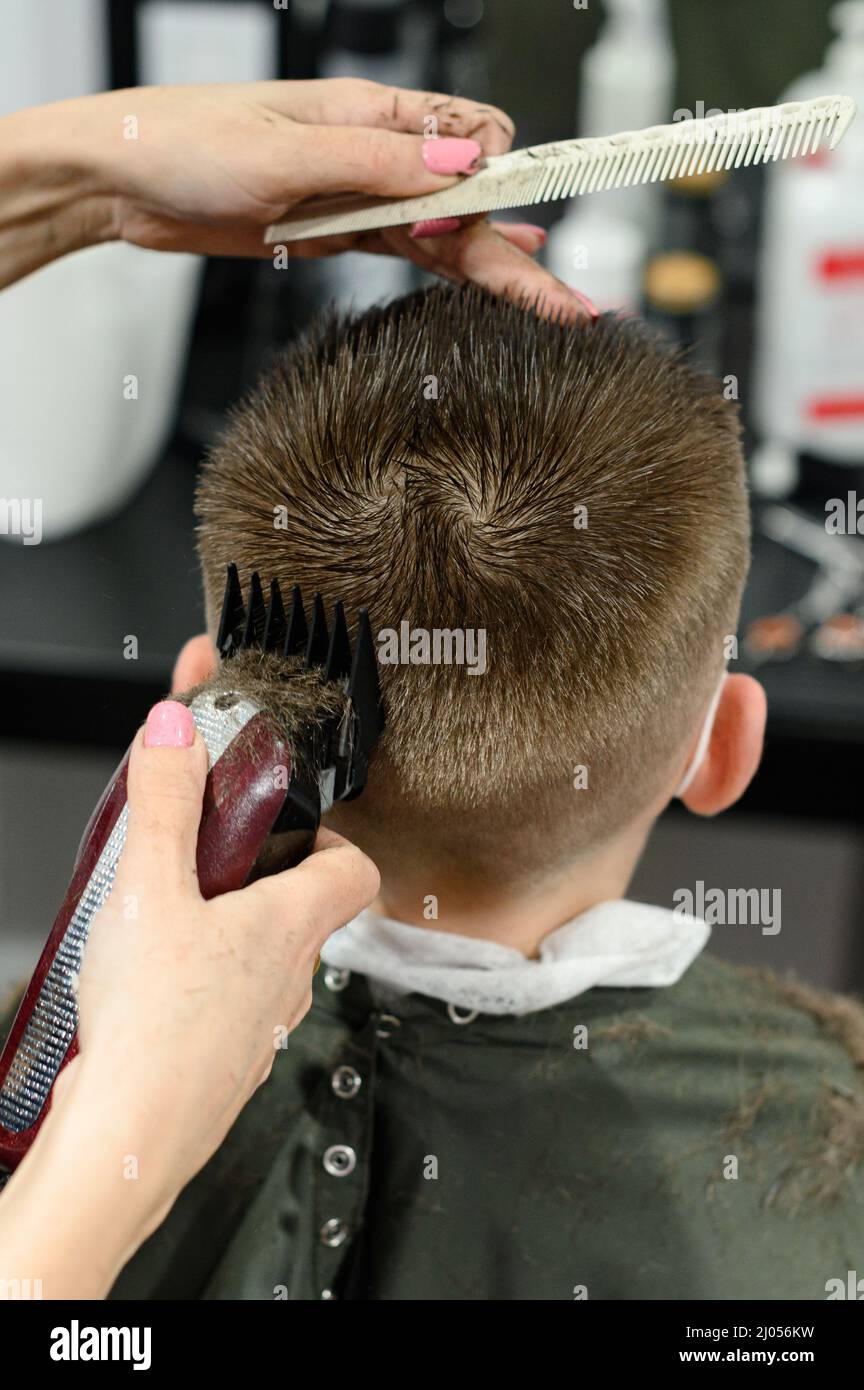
[171,634,218,694]
[680,674,766,817]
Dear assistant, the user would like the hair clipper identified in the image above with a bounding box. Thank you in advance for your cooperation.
[0,567,384,1178]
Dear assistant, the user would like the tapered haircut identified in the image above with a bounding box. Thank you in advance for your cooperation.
[197,284,749,868]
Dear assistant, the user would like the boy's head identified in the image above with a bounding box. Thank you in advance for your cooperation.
[188,285,759,884]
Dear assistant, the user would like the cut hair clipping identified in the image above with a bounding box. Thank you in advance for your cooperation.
[214,564,385,800]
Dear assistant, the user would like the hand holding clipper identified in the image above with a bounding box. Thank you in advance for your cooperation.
[0,568,384,1176]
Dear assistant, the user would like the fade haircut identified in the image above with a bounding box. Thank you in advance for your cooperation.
[196,284,749,875]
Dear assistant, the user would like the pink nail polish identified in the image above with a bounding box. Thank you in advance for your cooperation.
[410,217,462,239]
[421,137,483,176]
[508,223,548,244]
[572,289,600,320]
[144,700,195,748]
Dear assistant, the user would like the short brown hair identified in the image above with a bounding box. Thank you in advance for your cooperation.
[197,285,748,873]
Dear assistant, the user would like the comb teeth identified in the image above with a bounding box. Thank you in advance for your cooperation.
[306,594,330,667]
[265,94,857,242]
[326,601,352,682]
[262,578,287,652]
[284,584,308,658]
[241,572,266,650]
[216,563,245,659]
[346,607,386,751]
[216,566,379,696]
[215,565,384,799]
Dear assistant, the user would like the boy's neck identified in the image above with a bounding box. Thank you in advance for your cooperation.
[369,826,649,958]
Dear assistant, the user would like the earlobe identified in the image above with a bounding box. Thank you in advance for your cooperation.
[171,634,218,694]
[681,674,766,817]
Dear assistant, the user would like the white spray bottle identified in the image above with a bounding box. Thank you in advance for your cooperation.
[545,0,675,310]
[753,2,864,466]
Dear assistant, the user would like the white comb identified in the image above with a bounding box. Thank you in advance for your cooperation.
[265,93,856,244]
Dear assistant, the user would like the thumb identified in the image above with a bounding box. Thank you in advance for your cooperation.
[122,701,208,894]
[240,826,380,953]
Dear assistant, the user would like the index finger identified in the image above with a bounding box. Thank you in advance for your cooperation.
[385,219,598,323]
[254,78,516,155]
[239,828,380,948]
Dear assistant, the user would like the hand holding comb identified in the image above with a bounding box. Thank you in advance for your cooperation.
[264,94,856,244]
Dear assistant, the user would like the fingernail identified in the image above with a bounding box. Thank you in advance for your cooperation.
[421,137,483,176]
[410,217,462,239]
[572,288,600,320]
[509,222,548,245]
[144,700,195,748]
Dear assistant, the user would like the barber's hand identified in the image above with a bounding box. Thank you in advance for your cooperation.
[0,698,376,1300]
[11,79,593,318]
[69,699,379,1198]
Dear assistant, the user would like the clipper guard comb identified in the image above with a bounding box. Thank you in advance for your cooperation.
[0,568,383,1175]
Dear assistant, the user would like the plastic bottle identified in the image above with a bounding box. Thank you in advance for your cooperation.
[578,0,675,242]
[545,0,675,312]
[318,0,420,311]
[545,205,646,312]
[753,1,864,464]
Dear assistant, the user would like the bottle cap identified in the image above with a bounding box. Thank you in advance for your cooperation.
[644,252,721,313]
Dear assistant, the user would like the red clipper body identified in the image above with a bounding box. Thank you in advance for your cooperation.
[0,569,383,1176]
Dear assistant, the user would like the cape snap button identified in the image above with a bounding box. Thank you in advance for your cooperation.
[447,1003,479,1025]
[319,1218,350,1248]
[324,967,351,992]
[323,1144,357,1178]
[375,1013,401,1038]
[331,1065,362,1100]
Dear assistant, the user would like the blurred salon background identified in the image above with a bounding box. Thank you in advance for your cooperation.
[1,0,863,999]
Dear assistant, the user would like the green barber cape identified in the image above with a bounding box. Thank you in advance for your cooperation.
[97,952,864,1301]
[3,953,862,1300]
